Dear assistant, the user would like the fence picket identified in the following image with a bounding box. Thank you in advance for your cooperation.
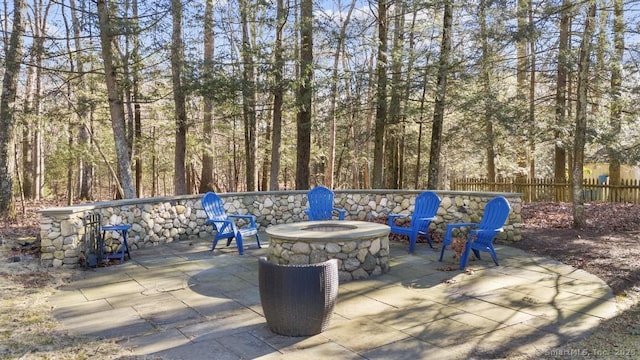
[450,177,640,204]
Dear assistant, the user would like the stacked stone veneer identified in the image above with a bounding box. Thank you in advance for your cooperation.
[269,236,390,283]
[38,190,522,268]
[266,221,391,282]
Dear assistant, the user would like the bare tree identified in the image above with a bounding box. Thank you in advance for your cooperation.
[68,0,94,200]
[0,0,25,216]
[515,0,529,178]
[479,0,496,183]
[385,0,406,189]
[295,0,312,189]
[608,0,624,190]
[572,1,597,228]
[554,0,571,193]
[199,0,215,193]
[269,0,287,191]
[240,0,258,191]
[96,0,136,199]
[171,0,187,195]
[372,0,387,189]
[325,0,355,189]
[427,0,452,190]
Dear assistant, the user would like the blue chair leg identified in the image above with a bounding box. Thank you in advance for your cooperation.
[255,234,261,248]
[488,247,499,266]
[408,235,417,254]
[439,237,450,261]
[421,231,434,249]
[236,232,245,255]
[472,249,482,260]
[212,237,221,251]
[459,241,473,270]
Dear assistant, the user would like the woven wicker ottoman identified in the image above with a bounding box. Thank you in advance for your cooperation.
[258,257,339,336]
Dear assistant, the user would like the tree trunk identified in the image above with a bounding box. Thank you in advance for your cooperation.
[0,0,25,216]
[385,0,406,189]
[554,0,571,191]
[372,0,388,189]
[527,0,536,182]
[240,0,258,191]
[131,0,142,197]
[572,1,596,228]
[269,0,286,191]
[295,0,312,190]
[28,0,50,201]
[62,0,75,204]
[414,71,428,189]
[325,0,355,189]
[399,5,418,189]
[70,0,93,200]
[608,0,623,190]
[199,0,215,193]
[171,0,187,195]
[21,35,34,200]
[515,0,529,178]
[96,0,136,199]
[427,0,452,190]
[479,0,496,183]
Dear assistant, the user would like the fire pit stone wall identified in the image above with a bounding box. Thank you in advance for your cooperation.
[266,221,391,282]
[37,190,522,268]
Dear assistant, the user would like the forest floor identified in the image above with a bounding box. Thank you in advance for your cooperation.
[1,200,640,359]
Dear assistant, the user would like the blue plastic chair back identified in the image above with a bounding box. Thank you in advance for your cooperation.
[388,190,441,252]
[460,196,510,269]
[202,192,233,236]
[413,191,441,222]
[306,186,345,220]
[476,196,511,240]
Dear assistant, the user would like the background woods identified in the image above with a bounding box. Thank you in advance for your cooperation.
[0,0,640,220]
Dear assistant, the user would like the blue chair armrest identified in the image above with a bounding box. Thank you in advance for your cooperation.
[443,222,478,244]
[388,214,409,227]
[228,214,257,227]
[470,228,503,238]
[334,208,346,220]
[207,218,235,233]
[414,216,436,230]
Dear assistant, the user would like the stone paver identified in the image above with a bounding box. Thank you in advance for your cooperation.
[48,231,619,359]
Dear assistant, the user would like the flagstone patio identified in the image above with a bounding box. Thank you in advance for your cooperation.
[48,230,617,359]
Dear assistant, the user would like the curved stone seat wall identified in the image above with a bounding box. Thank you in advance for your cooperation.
[37,190,522,268]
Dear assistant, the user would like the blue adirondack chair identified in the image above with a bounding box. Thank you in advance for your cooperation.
[439,196,511,269]
[202,192,260,255]
[305,186,346,220]
[388,191,441,253]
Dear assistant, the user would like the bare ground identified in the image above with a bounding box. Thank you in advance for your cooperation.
[1,201,640,359]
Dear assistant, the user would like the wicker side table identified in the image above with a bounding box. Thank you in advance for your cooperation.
[258,257,339,336]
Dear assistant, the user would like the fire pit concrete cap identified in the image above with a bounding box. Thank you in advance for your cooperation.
[266,220,390,242]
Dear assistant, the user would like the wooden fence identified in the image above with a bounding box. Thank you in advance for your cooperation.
[450,177,640,203]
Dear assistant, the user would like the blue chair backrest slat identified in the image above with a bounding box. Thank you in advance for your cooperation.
[413,191,441,222]
[307,186,336,220]
[477,196,511,235]
[202,192,231,233]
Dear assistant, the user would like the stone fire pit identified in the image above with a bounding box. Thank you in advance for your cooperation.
[265,220,391,282]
